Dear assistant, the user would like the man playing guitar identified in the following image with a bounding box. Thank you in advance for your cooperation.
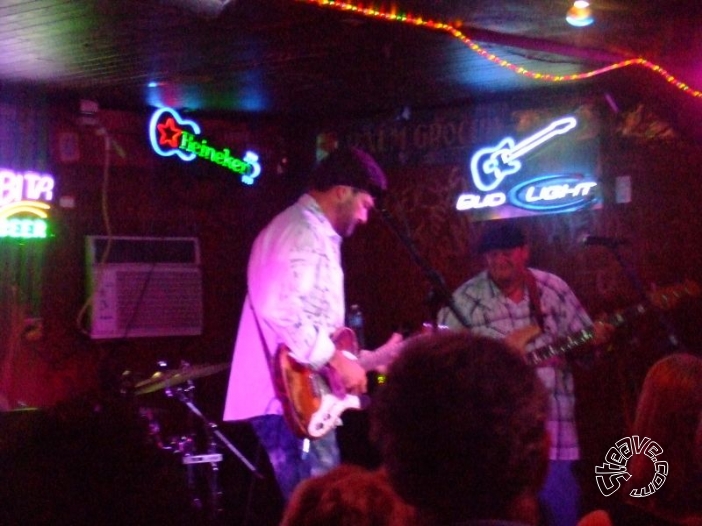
[438,222,613,526]
[222,147,391,501]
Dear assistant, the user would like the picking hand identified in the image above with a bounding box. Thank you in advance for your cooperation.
[329,349,367,395]
[504,324,542,354]
[591,319,615,346]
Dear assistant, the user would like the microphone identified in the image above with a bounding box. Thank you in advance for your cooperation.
[579,234,629,248]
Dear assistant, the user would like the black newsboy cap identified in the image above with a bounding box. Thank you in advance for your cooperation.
[478,223,526,254]
[308,147,388,199]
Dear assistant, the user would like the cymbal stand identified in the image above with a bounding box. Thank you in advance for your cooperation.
[164,380,262,520]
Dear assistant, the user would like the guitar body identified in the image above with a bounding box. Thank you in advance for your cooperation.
[273,346,321,438]
[272,325,425,440]
[272,328,361,440]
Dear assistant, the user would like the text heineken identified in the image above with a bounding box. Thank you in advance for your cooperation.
[180,131,253,175]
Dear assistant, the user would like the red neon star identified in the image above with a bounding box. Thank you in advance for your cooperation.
[157,117,183,148]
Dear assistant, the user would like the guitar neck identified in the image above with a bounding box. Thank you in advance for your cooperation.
[525,301,649,366]
[356,324,442,372]
[357,342,400,371]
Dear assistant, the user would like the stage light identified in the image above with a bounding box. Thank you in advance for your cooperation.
[165,0,235,19]
[566,1,594,27]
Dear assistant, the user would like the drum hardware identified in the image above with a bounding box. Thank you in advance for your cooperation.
[138,406,169,450]
[183,453,223,464]
[133,361,231,396]
[133,360,262,521]
[6,406,39,412]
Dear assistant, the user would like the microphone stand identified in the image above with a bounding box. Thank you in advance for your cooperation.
[377,207,471,329]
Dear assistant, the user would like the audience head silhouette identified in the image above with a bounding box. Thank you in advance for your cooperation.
[627,352,702,517]
[281,463,421,526]
[371,331,550,524]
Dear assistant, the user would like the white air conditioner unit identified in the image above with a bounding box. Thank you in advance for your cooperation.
[85,236,203,339]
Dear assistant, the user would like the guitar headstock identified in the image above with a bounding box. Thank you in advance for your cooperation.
[648,279,701,311]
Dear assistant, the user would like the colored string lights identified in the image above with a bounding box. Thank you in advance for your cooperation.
[298,0,702,99]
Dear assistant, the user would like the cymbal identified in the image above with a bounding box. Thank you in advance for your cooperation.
[134,362,230,395]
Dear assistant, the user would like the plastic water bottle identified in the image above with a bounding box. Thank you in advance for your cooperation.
[347,304,366,350]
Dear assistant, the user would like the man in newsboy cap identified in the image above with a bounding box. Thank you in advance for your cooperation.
[223,147,396,501]
[438,222,613,526]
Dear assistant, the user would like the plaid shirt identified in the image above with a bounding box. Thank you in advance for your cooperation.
[438,268,593,460]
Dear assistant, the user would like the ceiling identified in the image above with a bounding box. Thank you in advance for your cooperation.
[2,0,702,121]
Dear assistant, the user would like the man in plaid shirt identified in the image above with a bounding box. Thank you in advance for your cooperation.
[438,222,612,526]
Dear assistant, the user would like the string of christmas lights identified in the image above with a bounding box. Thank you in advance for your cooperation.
[298,0,702,99]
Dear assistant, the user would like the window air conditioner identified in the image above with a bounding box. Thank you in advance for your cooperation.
[85,236,203,339]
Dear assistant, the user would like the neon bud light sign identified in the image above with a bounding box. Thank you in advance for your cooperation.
[0,168,54,239]
[149,107,262,185]
[457,114,601,218]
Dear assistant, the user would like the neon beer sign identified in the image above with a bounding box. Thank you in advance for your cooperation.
[457,115,601,217]
[509,175,597,211]
[457,176,597,212]
[148,107,262,185]
[0,168,54,239]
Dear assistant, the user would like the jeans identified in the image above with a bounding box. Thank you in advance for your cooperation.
[250,414,340,500]
[539,459,581,526]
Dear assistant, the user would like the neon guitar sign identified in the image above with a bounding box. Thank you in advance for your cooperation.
[148,107,262,185]
[458,114,601,218]
[469,116,577,191]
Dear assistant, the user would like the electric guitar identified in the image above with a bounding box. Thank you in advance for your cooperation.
[507,280,700,366]
[273,280,699,439]
[272,325,432,440]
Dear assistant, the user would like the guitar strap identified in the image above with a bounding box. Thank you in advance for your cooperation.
[248,295,314,442]
[248,294,349,408]
[247,295,276,367]
[525,270,545,332]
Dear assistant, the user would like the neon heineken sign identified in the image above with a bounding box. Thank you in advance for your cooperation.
[148,107,261,185]
[0,168,54,239]
[457,115,601,219]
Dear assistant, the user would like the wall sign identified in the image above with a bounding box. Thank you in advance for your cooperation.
[148,107,262,185]
[0,168,54,239]
[457,113,602,221]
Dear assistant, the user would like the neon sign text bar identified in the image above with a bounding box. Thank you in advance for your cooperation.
[1,169,54,208]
